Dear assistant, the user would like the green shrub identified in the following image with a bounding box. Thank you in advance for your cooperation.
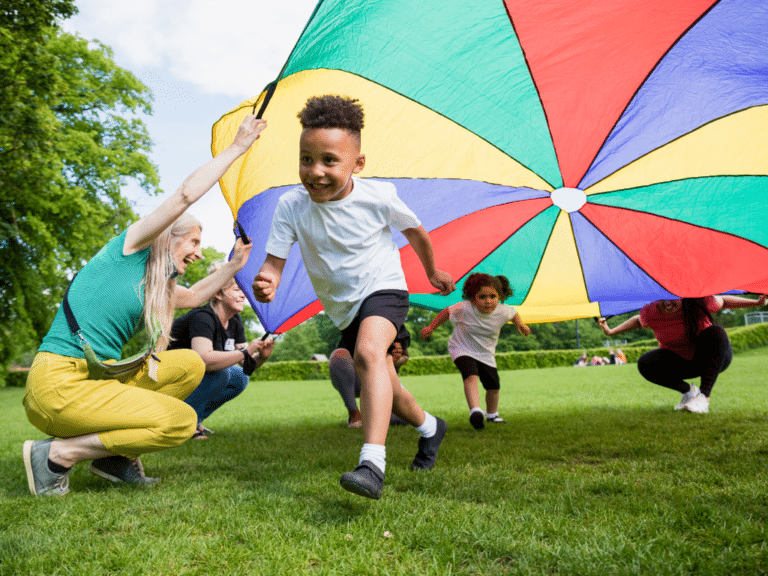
[3,369,29,388]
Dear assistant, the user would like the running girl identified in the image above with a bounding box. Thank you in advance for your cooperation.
[421,273,530,430]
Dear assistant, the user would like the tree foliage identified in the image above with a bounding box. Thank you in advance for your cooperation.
[1,0,160,382]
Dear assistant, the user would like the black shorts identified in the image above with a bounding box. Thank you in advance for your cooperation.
[453,356,500,391]
[337,290,411,356]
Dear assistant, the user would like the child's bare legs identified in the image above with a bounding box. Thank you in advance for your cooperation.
[390,359,425,426]
[354,316,398,446]
[485,389,499,415]
[463,375,481,411]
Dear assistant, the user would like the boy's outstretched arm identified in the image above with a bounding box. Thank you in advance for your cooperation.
[401,226,455,295]
[252,254,286,303]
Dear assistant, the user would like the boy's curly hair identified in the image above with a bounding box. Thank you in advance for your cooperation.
[298,95,365,135]
[462,273,514,302]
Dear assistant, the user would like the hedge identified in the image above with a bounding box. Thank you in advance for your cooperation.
[6,323,768,386]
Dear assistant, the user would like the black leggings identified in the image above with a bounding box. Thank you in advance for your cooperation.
[637,325,732,397]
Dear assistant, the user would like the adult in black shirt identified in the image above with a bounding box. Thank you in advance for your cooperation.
[170,266,273,438]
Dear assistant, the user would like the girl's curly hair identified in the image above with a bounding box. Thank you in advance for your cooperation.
[298,95,364,134]
[462,273,513,302]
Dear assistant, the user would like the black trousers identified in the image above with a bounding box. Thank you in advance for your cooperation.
[636,325,732,397]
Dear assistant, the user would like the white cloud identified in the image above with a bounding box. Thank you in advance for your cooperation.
[63,0,318,98]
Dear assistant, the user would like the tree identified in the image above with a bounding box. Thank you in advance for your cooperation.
[1,2,160,382]
[268,313,340,362]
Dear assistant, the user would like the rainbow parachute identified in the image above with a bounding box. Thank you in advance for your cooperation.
[212,0,768,334]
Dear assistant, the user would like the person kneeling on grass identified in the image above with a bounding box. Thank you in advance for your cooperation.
[22,116,266,496]
[168,261,274,439]
[597,294,767,413]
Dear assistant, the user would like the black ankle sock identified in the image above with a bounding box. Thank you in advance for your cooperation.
[47,459,70,474]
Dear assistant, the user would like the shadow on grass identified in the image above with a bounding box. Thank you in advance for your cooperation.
[4,406,767,507]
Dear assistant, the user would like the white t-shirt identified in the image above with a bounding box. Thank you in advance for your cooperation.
[447,300,518,367]
[265,177,421,329]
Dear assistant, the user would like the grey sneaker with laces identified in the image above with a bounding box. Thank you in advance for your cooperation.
[23,438,70,496]
[89,456,160,485]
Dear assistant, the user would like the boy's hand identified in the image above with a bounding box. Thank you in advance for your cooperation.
[420,326,433,340]
[518,323,531,337]
[429,270,455,296]
[252,271,278,302]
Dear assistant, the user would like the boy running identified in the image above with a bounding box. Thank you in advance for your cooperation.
[252,95,454,499]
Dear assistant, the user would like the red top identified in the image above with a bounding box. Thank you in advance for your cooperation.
[639,297,720,361]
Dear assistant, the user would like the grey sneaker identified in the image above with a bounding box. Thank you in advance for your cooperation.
[23,439,70,496]
[89,456,160,485]
[469,411,485,430]
[411,417,447,470]
[340,460,384,499]
[675,385,700,410]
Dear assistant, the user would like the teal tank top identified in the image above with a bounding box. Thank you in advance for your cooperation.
[39,231,151,361]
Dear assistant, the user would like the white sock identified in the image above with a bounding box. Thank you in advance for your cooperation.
[470,407,484,416]
[415,412,437,438]
[359,443,386,472]
[486,412,498,419]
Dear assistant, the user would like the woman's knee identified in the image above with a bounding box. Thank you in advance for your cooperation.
[157,401,197,446]
[163,349,206,392]
[230,367,250,394]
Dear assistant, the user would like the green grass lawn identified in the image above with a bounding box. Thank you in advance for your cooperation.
[1,350,767,575]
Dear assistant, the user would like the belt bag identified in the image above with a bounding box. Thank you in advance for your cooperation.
[62,275,158,380]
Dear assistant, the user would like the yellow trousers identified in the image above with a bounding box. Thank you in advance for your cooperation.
[24,350,204,458]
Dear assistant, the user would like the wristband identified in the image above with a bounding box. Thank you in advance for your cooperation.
[241,348,258,376]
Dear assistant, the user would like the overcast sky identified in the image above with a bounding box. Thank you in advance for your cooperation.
[62,0,317,255]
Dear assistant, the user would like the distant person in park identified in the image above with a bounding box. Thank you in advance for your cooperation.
[22,115,266,496]
[168,262,275,439]
[597,294,767,413]
[330,339,409,428]
[615,348,627,365]
[421,273,530,430]
[574,352,588,367]
[252,95,454,500]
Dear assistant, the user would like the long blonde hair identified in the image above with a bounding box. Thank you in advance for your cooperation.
[142,212,202,351]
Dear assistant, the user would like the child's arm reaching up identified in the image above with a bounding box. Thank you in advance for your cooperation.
[401,226,455,295]
[421,308,450,340]
[252,254,286,303]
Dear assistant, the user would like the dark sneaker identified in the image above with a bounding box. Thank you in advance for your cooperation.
[469,411,485,430]
[486,415,507,424]
[89,456,160,485]
[340,460,384,499]
[22,439,70,496]
[411,417,447,470]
